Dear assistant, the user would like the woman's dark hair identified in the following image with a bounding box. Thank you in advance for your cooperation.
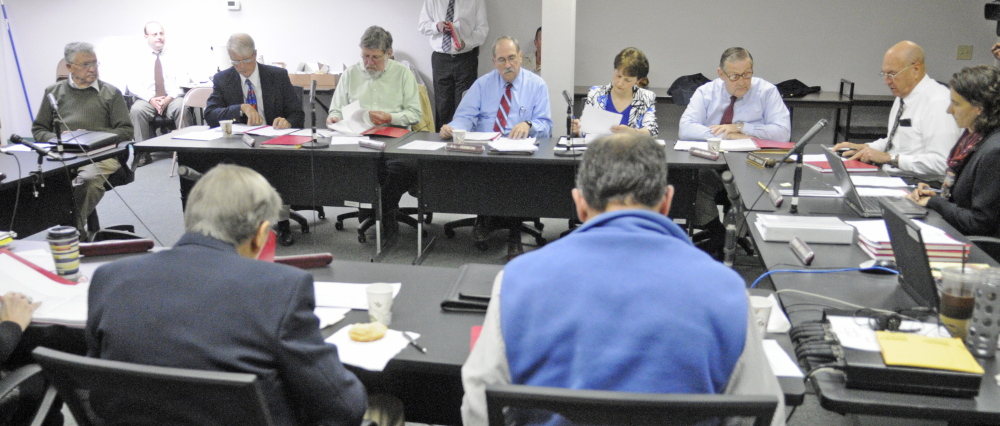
[614,47,649,80]
[950,65,1000,135]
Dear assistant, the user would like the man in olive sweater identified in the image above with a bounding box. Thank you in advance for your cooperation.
[32,42,133,236]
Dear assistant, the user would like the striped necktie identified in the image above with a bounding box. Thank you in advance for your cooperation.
[884,99,905,152]
[442,0,455,52]
[245,79,258,110]
[494,83,512,133]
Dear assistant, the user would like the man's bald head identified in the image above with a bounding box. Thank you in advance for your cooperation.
[882,40,926,98]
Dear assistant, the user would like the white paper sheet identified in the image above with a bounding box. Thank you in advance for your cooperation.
[854,187,909,197]
[312,282,401,310]
[720,139,759,151]
[325,328,418,371]
[488,139,538,153]
[399,140,447,151]
[0,252,89,326]
[762,340,804,377]
[827,315,949,351]
[330,101,372,135]
[850,176,909,188]
[579,104,622,135]
[766,294,791,333]
[172,128,224,141]
[246,126,298,136]
[231,124,264,135]
[289,129,337,137]
[464,132,502,141]
[674,141,707,151]
[4,142,53,152]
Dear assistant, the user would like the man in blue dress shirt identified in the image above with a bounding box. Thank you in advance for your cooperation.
[441,36,552,139]
[679,47,791,258]
[440,36,553,259]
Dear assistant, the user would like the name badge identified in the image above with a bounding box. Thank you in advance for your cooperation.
[899,118,912,127]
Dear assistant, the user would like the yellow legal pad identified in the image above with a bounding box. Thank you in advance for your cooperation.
[875,331,985,374]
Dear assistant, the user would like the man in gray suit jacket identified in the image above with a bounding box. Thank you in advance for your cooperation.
[86,164,368,426]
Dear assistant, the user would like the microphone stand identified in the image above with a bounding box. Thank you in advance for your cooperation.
[554,90,582,158]
[49,107,76,161]
[301,79,329,149]
[789,146,805,214]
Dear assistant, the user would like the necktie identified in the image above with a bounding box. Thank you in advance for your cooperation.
[884,99,905,153]
[154,52,166,98]
[494,83,512,133]
[245,79,258,110]
[720,95,737,125]
[443,0,455,52]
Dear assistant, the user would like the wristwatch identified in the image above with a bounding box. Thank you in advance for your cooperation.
[736,122,744,133]
[523,121,532,129]
[890,154,899,168]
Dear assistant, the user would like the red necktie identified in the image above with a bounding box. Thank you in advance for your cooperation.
[720,95,736,125]
[494,83,512,133]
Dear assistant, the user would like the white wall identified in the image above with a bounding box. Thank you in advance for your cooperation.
[1,0,997,141]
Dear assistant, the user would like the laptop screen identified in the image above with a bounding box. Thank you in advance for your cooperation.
[881,199,938,310]
[821,146,865,209]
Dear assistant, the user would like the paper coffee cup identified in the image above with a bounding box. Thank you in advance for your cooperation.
[220,120,233,138]
[750,295,773,336]
[707,137,722,152]
[46,225,80,281]
[453,129,466,144]
[366,283,394,326]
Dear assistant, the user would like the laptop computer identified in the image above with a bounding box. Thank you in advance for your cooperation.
[48,130,119,153]
[821,146,927,218]
[881,198,938,310]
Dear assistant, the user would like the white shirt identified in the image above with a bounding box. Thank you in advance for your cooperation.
[418,0,489,54]
[239,66,266,123]
[868,74,961,180]
[68,78,100,92]
[127,46,188,101]
[459,271,787,426]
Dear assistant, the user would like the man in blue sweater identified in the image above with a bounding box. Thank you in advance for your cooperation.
[460,133,784,425]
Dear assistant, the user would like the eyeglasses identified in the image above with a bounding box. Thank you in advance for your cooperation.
[722,69,753,82]
[69,61,100,69]
[361,53,386,63]
[879,63,914,80]
[495,54,520,65]
[230,57,255,66]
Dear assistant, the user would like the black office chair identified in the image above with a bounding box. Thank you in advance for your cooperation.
[31,347,275,426]
[0,364,60,426]
[485,384,778,426]
[444,216,545,251]
[967,236,1000,263]
[335,186,431,243]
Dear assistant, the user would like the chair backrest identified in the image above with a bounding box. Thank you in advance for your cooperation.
[32,347,274,426]
[56,58,69,81]
[485,384,777,426]
[412,84,435,133]
[179,86,214,127]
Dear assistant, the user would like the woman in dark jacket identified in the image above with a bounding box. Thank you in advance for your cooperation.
[908,65,1000,240]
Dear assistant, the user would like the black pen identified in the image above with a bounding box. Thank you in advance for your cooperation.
[403,332,427,353]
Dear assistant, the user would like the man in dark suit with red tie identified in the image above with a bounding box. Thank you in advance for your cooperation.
[205,33,303,130]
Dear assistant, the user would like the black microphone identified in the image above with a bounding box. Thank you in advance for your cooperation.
[780,119,828,162]
[176,165,203,182]
[10,134,60,160]
[562,90,573,108]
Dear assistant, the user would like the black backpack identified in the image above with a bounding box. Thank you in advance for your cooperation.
[775,79,821,98]
[667,73,711,106]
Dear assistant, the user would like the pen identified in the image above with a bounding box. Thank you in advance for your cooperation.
[403,332,427,353]
[757,181,769,192]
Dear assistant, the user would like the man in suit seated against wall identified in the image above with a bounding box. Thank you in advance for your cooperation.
[32,42,134,237]
[679,47,791,259]
[204,33,305,246]
[326,25,422,241]
[440,36,552,259]
[86,164,403,426]
[834,40,961,182]
[460,133,785,425]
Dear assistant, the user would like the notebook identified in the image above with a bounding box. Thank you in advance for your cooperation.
[48,130,119,153]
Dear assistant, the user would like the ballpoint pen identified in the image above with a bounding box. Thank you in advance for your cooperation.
[757,181,769,192]
[403,332,427,353]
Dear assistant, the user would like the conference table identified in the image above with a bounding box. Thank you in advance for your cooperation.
[384,132,726,263]
[723,150,1000,423]
[133,127,399,261]
[0,147,125,238]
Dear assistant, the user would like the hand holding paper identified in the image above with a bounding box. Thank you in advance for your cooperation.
[579,104,622,136]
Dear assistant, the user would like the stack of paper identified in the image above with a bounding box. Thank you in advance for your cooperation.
[0,250,89,327]
[488,138,537,154]
[846,220,969,262]
[755,214,856,244]
[464,132,502,142]
[675,139,760,152]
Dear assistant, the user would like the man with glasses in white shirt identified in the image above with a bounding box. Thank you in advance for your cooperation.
[679,47,790,258]
[835,41,960,181]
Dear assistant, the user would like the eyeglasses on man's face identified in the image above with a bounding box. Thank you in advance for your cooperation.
[879,62,914,80]
[722,69,753,82]
[69,61,100,69]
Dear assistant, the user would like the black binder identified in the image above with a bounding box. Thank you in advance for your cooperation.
[50,130,119,153]
[440,263,503,313]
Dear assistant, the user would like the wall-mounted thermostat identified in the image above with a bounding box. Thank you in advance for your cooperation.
[228,1,241,11]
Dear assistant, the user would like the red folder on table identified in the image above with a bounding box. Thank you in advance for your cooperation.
[261,135,312,148]
[362,126,411,138]
[751,138,795,150]
[805,159,879,173]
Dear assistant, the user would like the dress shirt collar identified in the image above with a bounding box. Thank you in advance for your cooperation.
[239,65,261,93]
[68,77,100,92]
[903,74,938,104]
[174,232,239,254]
[494,69,523,90]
